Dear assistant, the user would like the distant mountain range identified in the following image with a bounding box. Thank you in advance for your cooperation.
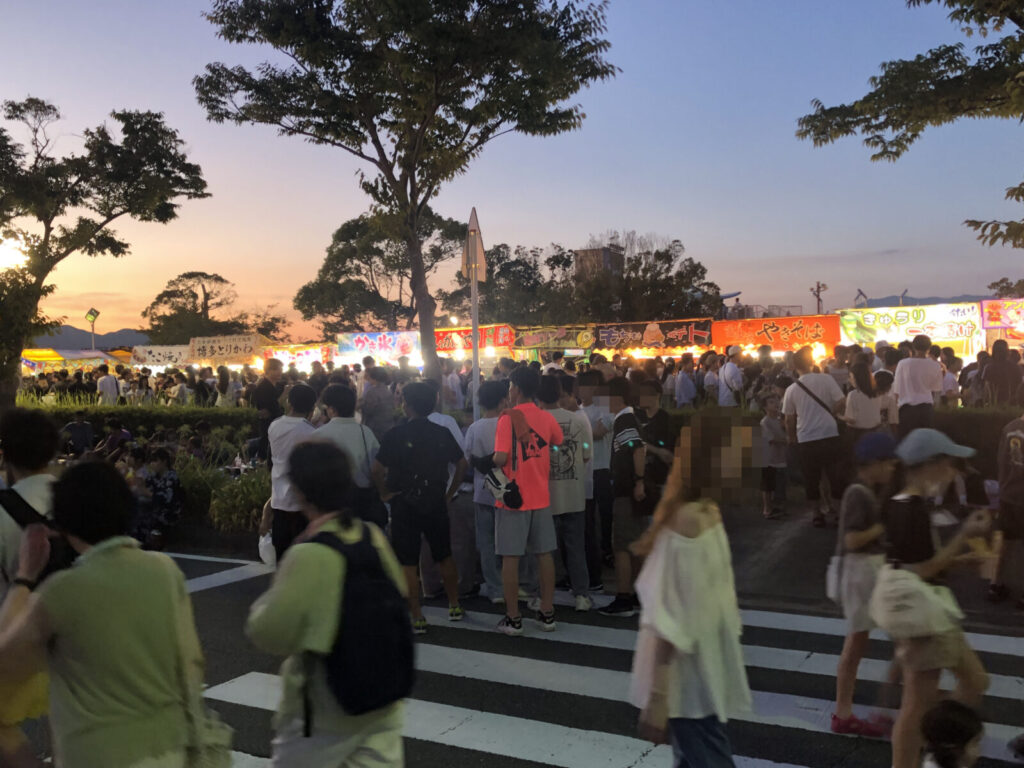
[32,325,149,349]
[860,294,992,308]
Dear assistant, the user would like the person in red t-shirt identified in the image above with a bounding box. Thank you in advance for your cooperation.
[492,366,563,635]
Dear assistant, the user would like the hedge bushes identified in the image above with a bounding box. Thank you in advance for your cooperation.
[26,404,259,441]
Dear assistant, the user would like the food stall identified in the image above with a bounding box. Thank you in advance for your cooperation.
[20,349,123,376]
[188,334,271,369]
[259,343,336,371]
[980,299,1024,349]
[130,345,191,370]
[839,303,984,358]
[590,319,711,361]
[336,331,422,367]
[436,324,516,365]
[510,325,595,363]
[711,314,840,359]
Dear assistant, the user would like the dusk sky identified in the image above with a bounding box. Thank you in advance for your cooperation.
[3,0,1022,340]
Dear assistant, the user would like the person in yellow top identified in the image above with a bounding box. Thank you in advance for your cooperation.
[247,439,409,768]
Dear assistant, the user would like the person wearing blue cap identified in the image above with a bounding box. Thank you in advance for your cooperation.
[831,432,898,738]
[887,429,992,768]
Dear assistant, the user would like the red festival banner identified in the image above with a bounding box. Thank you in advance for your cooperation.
[711,314,840,351]
[435,324,515,352]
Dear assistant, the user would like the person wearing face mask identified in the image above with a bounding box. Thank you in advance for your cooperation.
[885,429,992,768]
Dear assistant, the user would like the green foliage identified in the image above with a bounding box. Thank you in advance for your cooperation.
[987,276,1024,298]
[0,98,207,405]
[175,453,232,520]
[209,466,270,532]
[796,1,1024,247]
[438,237,721,325]
[143,271,290,344]
[194,0,616,374]
[294,209,464,338]
[23,402,258,441]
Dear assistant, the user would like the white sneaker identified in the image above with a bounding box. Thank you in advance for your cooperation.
[527,596,542,612]
[574,594,593,612]
[490,595,506,605]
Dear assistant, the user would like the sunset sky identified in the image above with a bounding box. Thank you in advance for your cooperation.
[2,0,1022,341]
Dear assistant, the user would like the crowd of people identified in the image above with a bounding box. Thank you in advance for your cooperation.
[0,335,1021,767]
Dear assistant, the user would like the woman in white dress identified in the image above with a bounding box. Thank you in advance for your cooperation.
[630,414,752,767]
[215,366,234,408]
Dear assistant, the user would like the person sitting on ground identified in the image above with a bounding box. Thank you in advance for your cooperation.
[95,416,132,462]
[247,441,407,768]
[61,410,94,457]
[133,447,182,551]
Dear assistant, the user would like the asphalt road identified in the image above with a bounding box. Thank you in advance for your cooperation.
[171,500,1024,767]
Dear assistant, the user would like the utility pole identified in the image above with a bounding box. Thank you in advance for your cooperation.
[810,282,828,315]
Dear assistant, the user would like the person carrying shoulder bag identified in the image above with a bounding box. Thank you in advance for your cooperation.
[870,429,992,768]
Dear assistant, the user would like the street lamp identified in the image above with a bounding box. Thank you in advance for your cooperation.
[85,308,100,350]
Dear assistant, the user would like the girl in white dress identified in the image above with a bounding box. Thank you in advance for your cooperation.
[630,413,753,767]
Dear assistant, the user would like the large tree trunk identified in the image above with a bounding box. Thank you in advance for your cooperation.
[0,358,20,413]
[406,237,440,381]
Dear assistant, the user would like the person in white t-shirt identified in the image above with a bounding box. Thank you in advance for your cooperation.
[441,358,465,411]
[95,365,119,406]
[542,352,564,374]
[942,357,962,408]
[782,347,846,527]
[893,335,943,438]
[718,346,745,407]
[266,384,318,560]
[842,362,882,438]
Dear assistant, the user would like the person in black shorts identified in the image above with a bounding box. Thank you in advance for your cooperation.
[373,382,468,635]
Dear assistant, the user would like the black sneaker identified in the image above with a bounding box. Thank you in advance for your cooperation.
[599,596,637,617]
[496,614,524,636]
[535,609,557,632]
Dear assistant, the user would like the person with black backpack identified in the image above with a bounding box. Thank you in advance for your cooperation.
[247,440,411,767]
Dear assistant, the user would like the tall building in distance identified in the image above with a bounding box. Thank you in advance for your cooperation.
[573,244,625,279]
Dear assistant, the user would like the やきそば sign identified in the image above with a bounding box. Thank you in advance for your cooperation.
[711,315,840,351]
[593,319,712,349]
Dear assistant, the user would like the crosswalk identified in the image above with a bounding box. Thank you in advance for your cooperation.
[192,578,1024,768]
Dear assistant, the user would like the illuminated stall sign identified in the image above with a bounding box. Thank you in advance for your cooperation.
[982,299,1024,330]
[337,331,421,358]
[839,304,984,357]
[189,334,263,365]
[130,345,190,368]
[593,319,711,349]
[712,315,840,351]
[260,344,336,368]
[436,324,515,352]
[512,326,595,350]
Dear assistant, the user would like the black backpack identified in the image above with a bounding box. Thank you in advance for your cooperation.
[0,488,77,584]
[304,524,414,731]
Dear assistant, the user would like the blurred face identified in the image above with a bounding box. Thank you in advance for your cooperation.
[265,365,283,383]
[638,392,659,415]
